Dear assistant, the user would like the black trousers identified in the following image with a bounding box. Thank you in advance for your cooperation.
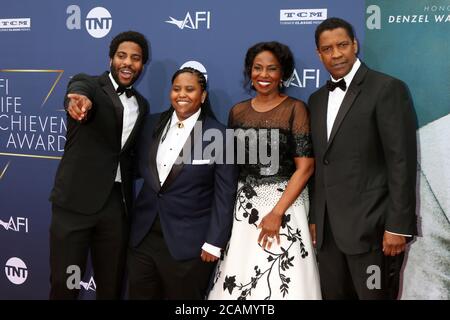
[127,215,216,300]
[49,183,128,300]
[317,212,404,300]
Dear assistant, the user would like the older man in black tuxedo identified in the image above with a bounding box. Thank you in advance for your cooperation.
[308,18,417,299]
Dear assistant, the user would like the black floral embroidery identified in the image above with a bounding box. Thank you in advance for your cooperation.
[223,276,236,294]
[222,182,309,300]
[235,181,259,226]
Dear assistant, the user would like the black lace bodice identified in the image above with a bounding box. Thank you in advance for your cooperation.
[228,96,313,184]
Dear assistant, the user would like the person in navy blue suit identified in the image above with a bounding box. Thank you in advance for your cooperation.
[127,67,238,299]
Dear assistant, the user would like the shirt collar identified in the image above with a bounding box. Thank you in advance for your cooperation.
[169,107,202,129]
[330,58,361,88]
[108,72,133,91]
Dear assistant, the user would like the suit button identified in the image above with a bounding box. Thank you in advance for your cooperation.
[323,159,329,165]
[157,193,162,198]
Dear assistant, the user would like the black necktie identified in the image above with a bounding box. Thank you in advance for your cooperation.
[116,86,136,98]
[326,79,347,92]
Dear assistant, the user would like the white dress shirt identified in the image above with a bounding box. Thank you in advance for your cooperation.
[109,73,139,183]
[326,58,361,140]
[156,109,222,258]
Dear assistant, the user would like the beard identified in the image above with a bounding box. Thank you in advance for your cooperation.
[110,65,141,87]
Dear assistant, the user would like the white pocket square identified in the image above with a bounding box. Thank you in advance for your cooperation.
[192,159,211,165]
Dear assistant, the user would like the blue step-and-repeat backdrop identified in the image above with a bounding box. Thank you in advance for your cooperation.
[0,0,449,299]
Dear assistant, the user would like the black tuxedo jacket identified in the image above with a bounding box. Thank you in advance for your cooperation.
[50,72,149,214]
[130,112,238,260]
[308,63,417,254]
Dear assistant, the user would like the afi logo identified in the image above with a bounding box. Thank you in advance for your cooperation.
[5,257,28,285]
[180,61,208,81]
[0,216,29,233]
[284,69,320,88]
[80,277,97,291]
[166,11,211,30]
[66,5,113,38]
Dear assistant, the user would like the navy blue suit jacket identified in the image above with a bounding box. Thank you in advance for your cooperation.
[130,112,238,260]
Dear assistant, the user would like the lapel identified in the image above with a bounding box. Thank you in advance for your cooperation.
[326,63,368,151]
[122,92,148,152]
[99,72,123,138]
[148,117,164,192]
[159,114,206,193]
[315,86,329,151]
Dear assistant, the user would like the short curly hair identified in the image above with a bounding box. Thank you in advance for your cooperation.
[315,17,355,49]
[109,30,150,64]
[243,41,295,90]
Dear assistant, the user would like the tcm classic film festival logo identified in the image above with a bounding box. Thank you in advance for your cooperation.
[280,8,327,25]
[165,11,211,29]
[66,5,112,38]
[0,18,31,32]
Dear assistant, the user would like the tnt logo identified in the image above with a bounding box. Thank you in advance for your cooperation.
[166,11,211,30]
[0,216,29,233]
[85,7,112,38]
[66,5,112,38]
[5,257,28,285]
[180,61,208,81]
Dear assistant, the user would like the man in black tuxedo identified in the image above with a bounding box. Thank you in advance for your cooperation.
[307,18,417,299]
[49,31,150,299]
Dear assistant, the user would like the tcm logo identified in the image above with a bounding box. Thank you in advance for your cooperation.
[66,5,112,38]
[280,9,327,25]
[284,68,321,88]
[166,11,211,30]
[5,257,28,285]
[66,265,96,291]
[0,216,29,233]
[180,61,208,81]
[0,18,31,32]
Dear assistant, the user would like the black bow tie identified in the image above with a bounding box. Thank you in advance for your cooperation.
[116,86,136,98]
[326,79,347,92]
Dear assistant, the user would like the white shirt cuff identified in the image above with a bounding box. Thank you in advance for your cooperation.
[201,242,221,258]
[386,230,412,237]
